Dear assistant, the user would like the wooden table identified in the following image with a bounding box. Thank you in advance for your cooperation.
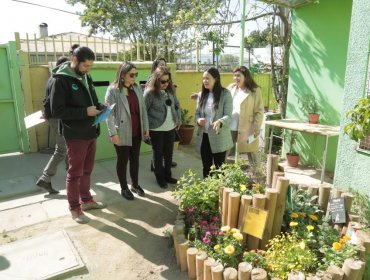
[265,119,340,183]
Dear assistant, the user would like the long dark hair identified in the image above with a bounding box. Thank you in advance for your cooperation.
[147,66,174,97]
[199,67,223,109]
[233,66,258,92]
[151,57,167,73]
[111,61,137,90]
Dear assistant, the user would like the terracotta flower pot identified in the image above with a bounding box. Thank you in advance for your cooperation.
[308,113,320,124]
[286,153,299,167]
[178,125,195,145]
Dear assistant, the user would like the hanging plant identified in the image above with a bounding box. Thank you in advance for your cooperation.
[344,97,370,141]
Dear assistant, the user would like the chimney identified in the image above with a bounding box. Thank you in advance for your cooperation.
[39,23,48,38]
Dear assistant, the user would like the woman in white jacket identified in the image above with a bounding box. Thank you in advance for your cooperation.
[227,66,263,166]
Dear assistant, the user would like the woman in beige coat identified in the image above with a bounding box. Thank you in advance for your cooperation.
[227,66,263,166]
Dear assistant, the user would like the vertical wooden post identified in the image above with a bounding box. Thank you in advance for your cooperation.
[203,257,216,280]
[187,248,198,279]
[227,192,241,229]
[196,251,208,280]
[223,267,238,280]
[272,171,285,188]
[222,188,234,226]
[260,188,278,249]
[211,263,224,280]
[247,194,266,250]
[251,268,267,279]
[238,262,253,280]
[318,183,332,213]
[266,154,279,187]
[178,235,189,271]
[342,259,364,280]
[326,265,344,280]
[271,177,290,238]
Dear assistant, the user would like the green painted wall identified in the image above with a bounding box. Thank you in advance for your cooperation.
[286,0,352,171]
[334,0,370,195]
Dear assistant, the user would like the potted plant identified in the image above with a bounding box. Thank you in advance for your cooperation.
[299,93,320,124]
[178,108,195,145]
[284,131,299,167]
[344,97,370,141]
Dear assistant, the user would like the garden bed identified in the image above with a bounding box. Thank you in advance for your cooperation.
[172,162,370,280]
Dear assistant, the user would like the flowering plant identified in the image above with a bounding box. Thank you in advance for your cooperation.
[265,232,317,279]
[208,226,244,268]
[173,169,219,224]
[318,235,358,270]
[187,210,220,243]
[212,163,265,196]
[242,250,268,271]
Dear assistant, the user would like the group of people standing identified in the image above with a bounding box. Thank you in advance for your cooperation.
[37,45,263,224]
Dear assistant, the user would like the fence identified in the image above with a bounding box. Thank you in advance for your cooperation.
[15,32,271,73]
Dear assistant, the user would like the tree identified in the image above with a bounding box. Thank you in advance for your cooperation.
[67,0,237,60]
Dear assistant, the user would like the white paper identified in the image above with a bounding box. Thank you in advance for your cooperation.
[24,110,45,129]
[246,135,256,144]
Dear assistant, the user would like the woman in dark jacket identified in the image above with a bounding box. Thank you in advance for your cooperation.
[144,67,181,188]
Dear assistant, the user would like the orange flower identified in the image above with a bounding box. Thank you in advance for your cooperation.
[290,212,299,218]
[309,214,318,221]
[333,242,342,250]
[342,235,351,241]
[299,212,306,217]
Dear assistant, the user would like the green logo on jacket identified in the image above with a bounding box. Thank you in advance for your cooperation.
[72,84,79,91]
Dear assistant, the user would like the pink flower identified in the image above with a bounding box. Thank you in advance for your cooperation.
[188,207,195,214]
[202,237,210,244]
[205,230,211,236]
[200,220,208,227]
[218,230,224,236]
[212,216,219,222]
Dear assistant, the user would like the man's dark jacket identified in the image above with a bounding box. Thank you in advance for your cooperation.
[50,62,103,140]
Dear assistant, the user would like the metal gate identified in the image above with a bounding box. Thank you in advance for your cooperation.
[0,42,29,154]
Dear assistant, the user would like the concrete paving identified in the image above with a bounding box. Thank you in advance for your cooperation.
[0,145,201,280]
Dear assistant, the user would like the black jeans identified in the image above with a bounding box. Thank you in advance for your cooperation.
[114,137,141,190]
[150,129,175,183]
[201,133,226,178]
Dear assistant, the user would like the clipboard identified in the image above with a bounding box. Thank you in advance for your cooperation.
[93,104,115,125]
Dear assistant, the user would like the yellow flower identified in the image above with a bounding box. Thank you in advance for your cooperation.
[306,225,314,231]
[224,245,235,255]
[299,212,306,217]
[309,214,318,221]
[342,235,351,241]
[214,244,220,250]
[290,212,299,218]
[298,241,306,249]
[333,242,342,250]
[240,184,247,191]
[221,226,230,233]
[233,232,243,241]
[289,221,298,227]
[230,228,240,234]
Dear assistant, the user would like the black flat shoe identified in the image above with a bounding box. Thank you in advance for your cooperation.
[157,181,168,189]
[121,189,134,200]
[150,161,155,172]
[36,179,60,194]
[131,185,145,197]
[166,177,178,184]
[171,161,177,168]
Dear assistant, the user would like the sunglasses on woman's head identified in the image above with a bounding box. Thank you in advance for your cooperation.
[128,73,138,78]
[160,79,170,84]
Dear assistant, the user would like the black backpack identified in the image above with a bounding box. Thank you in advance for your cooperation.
[42,77,53,119]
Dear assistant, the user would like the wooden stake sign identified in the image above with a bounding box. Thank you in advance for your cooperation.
[242,206,268,239]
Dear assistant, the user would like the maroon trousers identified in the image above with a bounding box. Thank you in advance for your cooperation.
[65,139,96,211]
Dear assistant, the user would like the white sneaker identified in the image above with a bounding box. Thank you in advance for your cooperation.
[81,200,107,211]
[71,209,90,224]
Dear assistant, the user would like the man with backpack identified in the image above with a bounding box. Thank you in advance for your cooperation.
[36,56,69,194]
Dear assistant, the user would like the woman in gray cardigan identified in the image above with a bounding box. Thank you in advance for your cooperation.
[195,67,233,178]
[105,62,149,200]
[144,67,181,188]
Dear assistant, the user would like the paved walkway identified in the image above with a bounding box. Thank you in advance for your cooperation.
[0,145,201,280]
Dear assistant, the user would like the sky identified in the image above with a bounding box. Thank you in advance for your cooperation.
[0,0,266,46]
